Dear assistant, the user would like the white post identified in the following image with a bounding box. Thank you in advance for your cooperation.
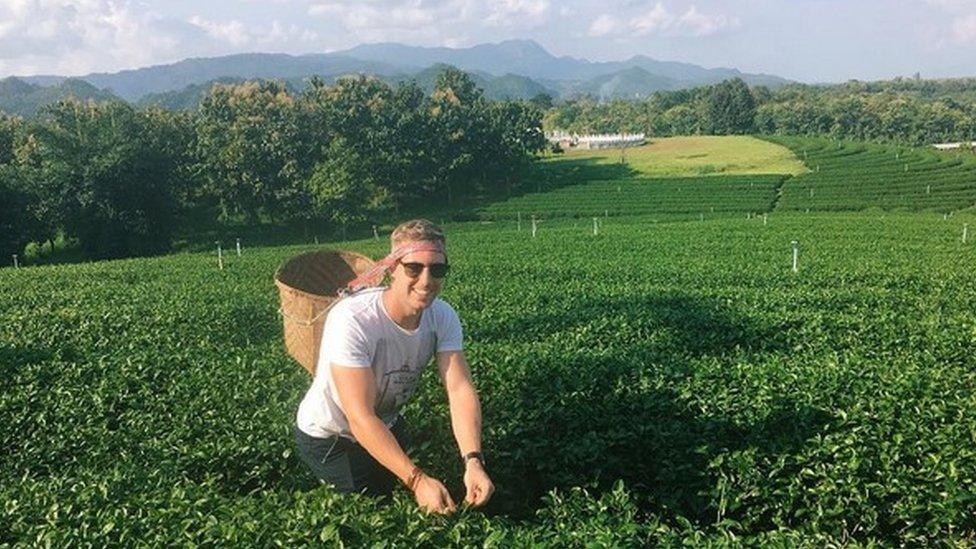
[373,225,379,240]
[944,213,948,221]
[964,224,970,244]
[216,242,223,270]
[791,240,799,273]
[12,254,18,269]
[926,185,931,195]
[236,238,241,257]
[763,213,768,226]
[593,217,599,236]
[314,236,319,245]
[531,216,537,238]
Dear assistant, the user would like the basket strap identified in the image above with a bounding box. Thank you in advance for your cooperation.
[278,298,341,327]
[341,241,447,296]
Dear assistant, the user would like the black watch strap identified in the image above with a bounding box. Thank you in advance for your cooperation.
[462,451,485,467]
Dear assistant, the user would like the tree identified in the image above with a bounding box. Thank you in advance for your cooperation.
[428,68,489,204]
[529,92,554,111]
[0,164,36,260]
[305,138,386,229]
[20,100,177,259]
[705,78,756,135]
[195,81,312,223]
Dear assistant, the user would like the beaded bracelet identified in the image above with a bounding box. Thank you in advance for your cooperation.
[405,466,424,492]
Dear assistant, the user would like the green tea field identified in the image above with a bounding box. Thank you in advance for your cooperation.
[3,136,976,545]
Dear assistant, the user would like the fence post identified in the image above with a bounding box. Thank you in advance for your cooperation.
[791,240,799,273]
[593,217,599,236]
[531,215,537,238]
[216,242,223,270]
[763,213,768,226]
[236,238,241,257]
[12,254,18,269]
[373,225,379,240]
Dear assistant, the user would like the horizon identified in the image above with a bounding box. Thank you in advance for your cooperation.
[2,1,976,84]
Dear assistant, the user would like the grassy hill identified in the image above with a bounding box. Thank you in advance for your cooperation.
[475,136,805,220]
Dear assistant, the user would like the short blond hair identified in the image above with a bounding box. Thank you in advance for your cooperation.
[390,219,446,251]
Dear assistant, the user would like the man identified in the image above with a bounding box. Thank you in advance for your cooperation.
[295,219,493,514]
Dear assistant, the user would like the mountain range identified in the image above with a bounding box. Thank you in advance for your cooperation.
[1,40,790,116]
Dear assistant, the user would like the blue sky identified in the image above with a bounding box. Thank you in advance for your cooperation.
[1,0,975,83]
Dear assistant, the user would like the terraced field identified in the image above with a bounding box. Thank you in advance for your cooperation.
[478,174,785,220]
[5,135,976,545]
[479,136,800,220]
[3,211,976,545]
[767,136,976,212]
[480,136,976,221]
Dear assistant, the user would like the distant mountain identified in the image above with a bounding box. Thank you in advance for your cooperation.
[25,54,407,102]
[5,40,792,111]
[396,64,554,99]
[336,40,791,88]
[0,77,121,117]
[576,67,679,100]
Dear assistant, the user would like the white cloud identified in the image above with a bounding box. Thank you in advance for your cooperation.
[677,6,739,37]
[633,2,673,35]
[189,16,251,47]
[486,0,550,26]
[0,0,202,75]
[588,14,620,37]
[952,13,976,41]
[629,2,737,37]
[307,0,550,43]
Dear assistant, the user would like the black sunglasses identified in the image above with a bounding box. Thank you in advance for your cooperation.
[400,262,450,279]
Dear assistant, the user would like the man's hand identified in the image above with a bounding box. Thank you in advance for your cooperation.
[413,474,456,514]
[463,459,494,507]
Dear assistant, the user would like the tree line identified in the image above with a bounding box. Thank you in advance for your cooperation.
[545,77,976,145]
[0,69,545,262]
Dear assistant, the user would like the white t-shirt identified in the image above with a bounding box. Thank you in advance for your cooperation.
[296,287,463,439]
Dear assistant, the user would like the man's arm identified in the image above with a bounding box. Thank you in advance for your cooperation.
[332,364,455,513]
[437,351,494,506]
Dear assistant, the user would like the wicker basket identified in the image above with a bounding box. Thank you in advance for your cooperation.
[275,250,377,375]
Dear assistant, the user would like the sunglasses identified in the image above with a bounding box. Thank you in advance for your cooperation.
[400,261,450,279]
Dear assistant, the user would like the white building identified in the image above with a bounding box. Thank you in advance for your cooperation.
[547,131,646,150]
[932,142,976,151]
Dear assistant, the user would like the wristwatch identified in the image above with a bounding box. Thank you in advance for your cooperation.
[462,451,485,468]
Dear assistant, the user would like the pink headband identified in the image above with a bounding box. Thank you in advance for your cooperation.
[340,241,447,296]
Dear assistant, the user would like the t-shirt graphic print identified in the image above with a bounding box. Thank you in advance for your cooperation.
[296,288,463,439]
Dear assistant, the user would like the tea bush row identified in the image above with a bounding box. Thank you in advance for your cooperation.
[765,136,976,212]
[3,212,976,545]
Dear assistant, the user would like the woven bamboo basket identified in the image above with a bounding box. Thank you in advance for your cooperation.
[275,250,376,375]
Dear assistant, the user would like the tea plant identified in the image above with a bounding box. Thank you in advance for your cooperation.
[3,211,976,545]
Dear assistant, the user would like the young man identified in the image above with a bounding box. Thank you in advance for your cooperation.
[295,219,493,514]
